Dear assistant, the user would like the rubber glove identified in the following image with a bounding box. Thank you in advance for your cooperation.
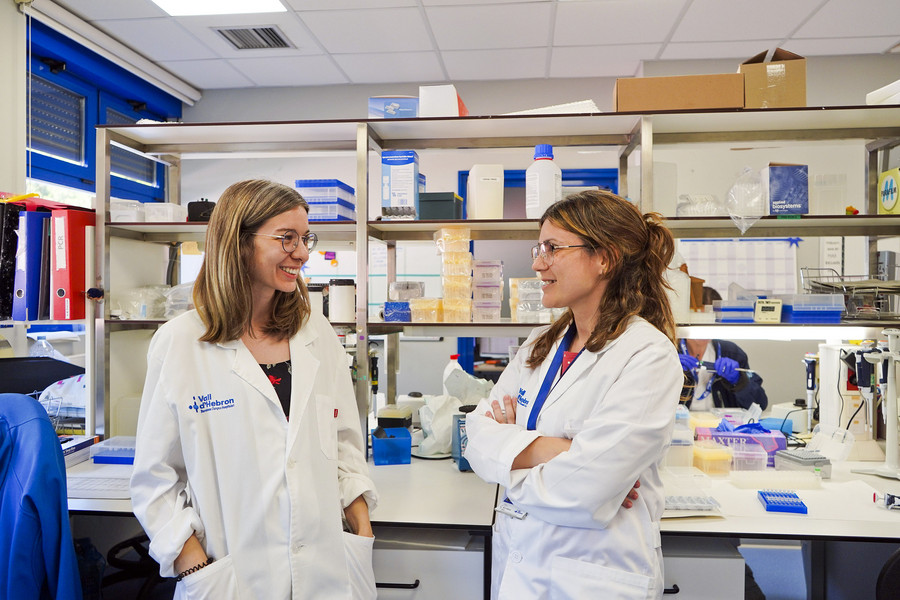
[679,354,699,372]
[714,356,740,384]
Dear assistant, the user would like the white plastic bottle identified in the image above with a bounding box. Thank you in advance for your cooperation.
[525,144,562,219]
[30,335,55,357]
[442,353,463,396]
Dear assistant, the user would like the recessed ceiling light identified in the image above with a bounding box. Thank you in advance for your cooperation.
[151,0,287,17]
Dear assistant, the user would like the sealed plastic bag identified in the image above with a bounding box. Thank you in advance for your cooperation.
[726,167,766,234]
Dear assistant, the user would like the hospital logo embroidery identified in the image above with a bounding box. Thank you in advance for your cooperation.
[517,388,529,407]
[188,393,235,414]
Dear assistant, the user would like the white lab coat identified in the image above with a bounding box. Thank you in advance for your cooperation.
[464,317,682,600]
[131,310,377,600]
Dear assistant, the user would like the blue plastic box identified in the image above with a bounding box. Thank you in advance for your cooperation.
[371,427,411,465]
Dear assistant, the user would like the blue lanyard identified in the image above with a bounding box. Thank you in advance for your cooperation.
[527,325,581,431]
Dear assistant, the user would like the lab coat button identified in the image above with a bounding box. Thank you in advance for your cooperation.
[287,458,296,468]
[293,543,304,553]
[510,551,523,563]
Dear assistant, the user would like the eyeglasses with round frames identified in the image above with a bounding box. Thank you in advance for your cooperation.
[251,230,318,254]
[530,241,590,265]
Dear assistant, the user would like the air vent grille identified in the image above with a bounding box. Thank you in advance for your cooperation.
[215,26,293,50]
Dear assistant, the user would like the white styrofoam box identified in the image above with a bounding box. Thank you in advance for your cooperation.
[418,84,468,117]
[143,202,187,222]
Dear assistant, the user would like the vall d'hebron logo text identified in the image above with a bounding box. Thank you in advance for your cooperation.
[189,393,235,414]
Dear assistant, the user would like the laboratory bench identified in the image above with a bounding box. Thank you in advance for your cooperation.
[67,456,900,599]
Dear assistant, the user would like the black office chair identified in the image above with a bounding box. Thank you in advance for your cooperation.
[101,533,172,599]
[876,546,900,600]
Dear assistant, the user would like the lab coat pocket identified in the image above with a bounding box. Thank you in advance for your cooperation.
[178,554,239,600]
[342,531,376,600]
[316,393,338,460]
[550,555,651,600]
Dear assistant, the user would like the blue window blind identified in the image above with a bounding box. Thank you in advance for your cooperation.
[28,74,85,165]
[105,107,156,186]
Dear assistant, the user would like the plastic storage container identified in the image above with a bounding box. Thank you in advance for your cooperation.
[409,298,442,322]
[433,227,471,252]
[525,144,562,219]
[328,279,356,322]
[473,259,503,281]
[110,198,145,222]
[441,276,473,300]
[383,301,411,322]
[713,300,756,323]
[308,200,355,221]
[144,202,187,222]
[693,441,733,476]
[472,301,501,322]
[730,442,768,471]
[664,426,695,468]
[441,252,473,276]
[776,294,844,323]
[442,298,472,322]
[467,164,504,220]
[307,283,326,316]
[371,427,412,465]
[388,281,425,301]
[294,179,355,204]
[473,281,503,302]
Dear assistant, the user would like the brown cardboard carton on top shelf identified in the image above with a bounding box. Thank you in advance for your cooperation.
[740,48,807,108]
[613,73,744,112]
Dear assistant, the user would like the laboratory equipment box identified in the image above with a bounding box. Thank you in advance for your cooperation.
[294,179,355,205]
[418,192,463,220]
[367,95,418,119]
[371,427,412,465]
[763,163,808,215]
[614,73,744,112]
[740,48,807,108]
[381,150,420,219]
[775,448,832,478]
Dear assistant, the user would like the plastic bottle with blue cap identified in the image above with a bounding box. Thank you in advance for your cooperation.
[525,144,562,219]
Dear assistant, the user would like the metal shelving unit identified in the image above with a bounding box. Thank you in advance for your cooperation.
[89,106,900,434]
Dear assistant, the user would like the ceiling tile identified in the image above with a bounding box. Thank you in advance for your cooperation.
[91,18,219,62]
[661,40,780,61]
[554,0,689,46]
[796,0,900,38]
[175,13,325,58]
[285,0,417,9]
[426,4,553,50]
[229,55,348,87]
[299,8,433,53]
[334,52,445,84]
[673,0,820,42]
[443,48,549,80]
[422,0,544,4]
[550,44,657,78]
[783,37,900,57]
[52,0,166,20]
[158,59,253,90]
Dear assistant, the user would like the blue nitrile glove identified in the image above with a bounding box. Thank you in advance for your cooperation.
[714,356,740,384]
[679,354,699,372]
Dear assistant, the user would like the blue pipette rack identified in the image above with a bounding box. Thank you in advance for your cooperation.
[758,490,807,514]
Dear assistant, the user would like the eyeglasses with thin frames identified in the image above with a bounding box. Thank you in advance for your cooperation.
[530,241,590,265]
[251,230,318,254]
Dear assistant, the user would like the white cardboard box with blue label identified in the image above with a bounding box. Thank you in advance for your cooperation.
[763,163,808,215]
[381,150,420,219]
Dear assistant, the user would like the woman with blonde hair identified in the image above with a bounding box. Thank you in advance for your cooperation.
[131,179,377,599]
[465,190,682,599]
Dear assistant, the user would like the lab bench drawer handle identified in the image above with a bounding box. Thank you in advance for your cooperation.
[376,579,421,589]
[664,583,680,594]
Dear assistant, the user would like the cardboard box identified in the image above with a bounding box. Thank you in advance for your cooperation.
[381,150,419,219]
[418,84,469,117]
[763,163,808,215]
[740,48,806,108]
[613,73,744,112]
[878,167,900,214]
[695,427,787,468]
[368,96,418,119]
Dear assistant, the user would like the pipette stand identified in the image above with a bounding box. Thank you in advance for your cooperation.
[853,329,900,480]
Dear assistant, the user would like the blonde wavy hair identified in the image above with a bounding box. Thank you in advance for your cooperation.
[192,179,311,343]
[526,190,676,369]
